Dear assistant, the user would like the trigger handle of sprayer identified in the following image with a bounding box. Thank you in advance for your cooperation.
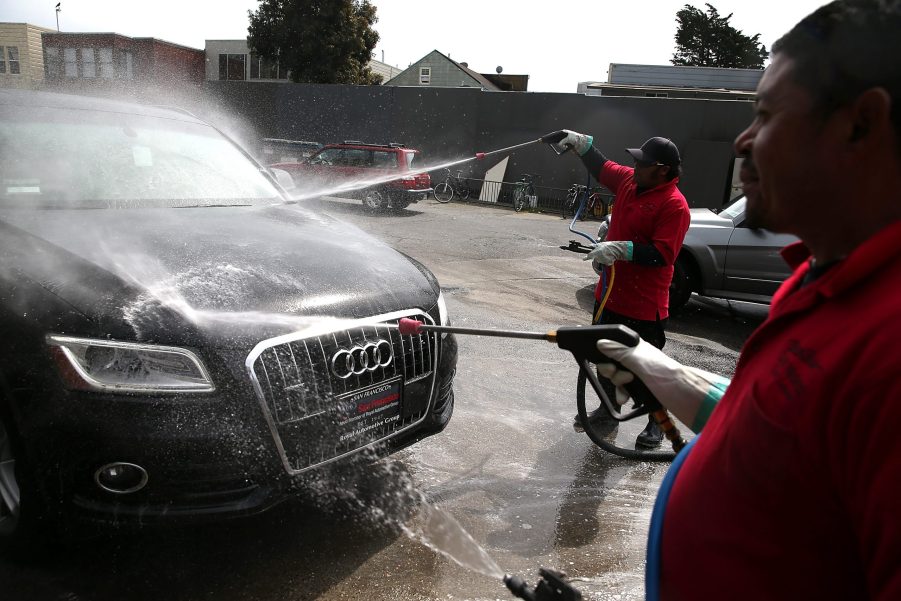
[504,569,582,601]
[555,325,663,412]
[548,142,573,156]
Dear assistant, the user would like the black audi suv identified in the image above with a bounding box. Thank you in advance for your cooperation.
[0,90,457,556]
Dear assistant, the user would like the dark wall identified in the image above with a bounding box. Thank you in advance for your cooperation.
[203,82,754,209]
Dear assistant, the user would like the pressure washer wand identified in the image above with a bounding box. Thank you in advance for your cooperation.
[472,138,543,162]
[397,318,659,406]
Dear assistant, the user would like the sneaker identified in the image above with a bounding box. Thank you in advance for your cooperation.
[635,419,664,448]
[572,408,613,434]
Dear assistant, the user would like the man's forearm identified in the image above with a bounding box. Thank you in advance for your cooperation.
[632,243,666,266]
[580,146,607,179]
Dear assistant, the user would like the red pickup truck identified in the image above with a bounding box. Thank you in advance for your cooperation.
[271,141,433,211]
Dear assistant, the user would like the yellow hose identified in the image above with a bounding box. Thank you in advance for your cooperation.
[593,263,615,323]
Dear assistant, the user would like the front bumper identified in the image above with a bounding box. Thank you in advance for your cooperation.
[15,327,457,529]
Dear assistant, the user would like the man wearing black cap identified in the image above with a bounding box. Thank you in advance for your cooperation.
[540,130,690,447]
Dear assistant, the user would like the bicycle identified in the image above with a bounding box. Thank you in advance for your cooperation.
[512,173,535,212]
[584,187,611,220]
[561,183,588,220]
[434,169,471,203]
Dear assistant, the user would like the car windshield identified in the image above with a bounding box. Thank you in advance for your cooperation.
[719,195,746,220]
[0,105,283,209]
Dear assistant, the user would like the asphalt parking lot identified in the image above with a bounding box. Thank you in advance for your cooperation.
[3,196,768,601]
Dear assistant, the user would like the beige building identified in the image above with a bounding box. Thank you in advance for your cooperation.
[0,23,55,89]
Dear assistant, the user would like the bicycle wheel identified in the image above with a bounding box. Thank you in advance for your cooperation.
[513,187,527,212]
[434,182,453,203]
[562,192,575,219]
[459,184,471,200]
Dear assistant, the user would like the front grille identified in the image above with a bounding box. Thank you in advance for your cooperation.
[246,310,438,474]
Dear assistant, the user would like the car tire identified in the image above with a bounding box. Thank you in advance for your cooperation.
[390,197,411,211]
[362,189,387,211]
[669,256,697,314]
[0,411,53,561]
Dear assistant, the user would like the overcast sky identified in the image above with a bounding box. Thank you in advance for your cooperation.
[6,0,830,92]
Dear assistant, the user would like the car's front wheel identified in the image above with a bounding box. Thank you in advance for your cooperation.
[362,189,388,211]
[0,412,51,561]
[669,255,698,314]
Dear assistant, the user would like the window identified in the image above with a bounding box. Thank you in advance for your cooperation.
[81,48,96,78]
[372,151,398,168]
[99,48,114,78]
[645,92,669,98]
[341,149,371,167]
[419,67,430,85]
[5,47,20,75]
[44,47,60,77]
[250,53,284,80]
[0,47,5,74]
[64,48,77,77]
[218,53,246,80]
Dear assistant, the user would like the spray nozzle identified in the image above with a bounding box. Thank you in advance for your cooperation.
[475,152,486,160]
[503,568,582,601]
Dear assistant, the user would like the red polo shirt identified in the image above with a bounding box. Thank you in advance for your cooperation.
[596,161,690,320]
[660,219,901,599]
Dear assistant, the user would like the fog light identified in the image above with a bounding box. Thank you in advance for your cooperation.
[95,462,148,494]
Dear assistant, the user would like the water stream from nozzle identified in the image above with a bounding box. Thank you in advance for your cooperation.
[402,494,506,580]
[285,138,542,202]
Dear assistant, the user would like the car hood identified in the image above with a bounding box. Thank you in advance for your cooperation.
[689,208,734,228]
[0,204,438,346]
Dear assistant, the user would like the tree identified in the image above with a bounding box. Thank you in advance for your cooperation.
[247,0,382,85]
[672,3,769,69]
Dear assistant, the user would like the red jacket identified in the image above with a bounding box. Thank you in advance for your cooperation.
[661,219,901,600]
[596,161,689,320]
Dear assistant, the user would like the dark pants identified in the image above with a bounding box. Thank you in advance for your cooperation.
[591,304,667,350]
[592,304,667,423]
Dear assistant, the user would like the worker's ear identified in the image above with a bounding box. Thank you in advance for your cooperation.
[846,87,891,145]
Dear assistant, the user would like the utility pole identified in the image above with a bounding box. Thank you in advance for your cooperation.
[55,2,61,31]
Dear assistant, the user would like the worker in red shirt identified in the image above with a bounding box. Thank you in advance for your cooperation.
[592,1,901,598]
[540,130,690,447]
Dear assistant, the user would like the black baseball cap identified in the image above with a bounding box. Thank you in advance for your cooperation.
[626,137,681,168]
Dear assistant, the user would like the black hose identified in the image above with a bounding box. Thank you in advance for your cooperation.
[576,366,678,462]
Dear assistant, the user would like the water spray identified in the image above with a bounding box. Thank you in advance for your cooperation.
[287,138,550,203]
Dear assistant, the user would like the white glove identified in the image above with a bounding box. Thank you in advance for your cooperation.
[583,241,632,265]
[595,338,730,433]
[541,130,593,156]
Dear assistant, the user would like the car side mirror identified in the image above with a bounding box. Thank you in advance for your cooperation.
[269,167,296,192]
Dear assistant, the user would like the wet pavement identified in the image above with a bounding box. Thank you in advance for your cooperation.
[3,197,768,600]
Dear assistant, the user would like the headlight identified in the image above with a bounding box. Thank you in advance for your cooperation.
[47,335,214,393]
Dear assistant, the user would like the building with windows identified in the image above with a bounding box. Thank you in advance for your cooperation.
[41,32,204,95]
[204,40,400,84]
[383,50,518,91]
[578,63,760,100]
[204,40,290,82]
[0,23,55,89]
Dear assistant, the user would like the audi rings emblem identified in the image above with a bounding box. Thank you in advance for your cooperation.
[331,340,394,379]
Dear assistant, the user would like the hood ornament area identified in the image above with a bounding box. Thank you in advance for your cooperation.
[330,340,394,379]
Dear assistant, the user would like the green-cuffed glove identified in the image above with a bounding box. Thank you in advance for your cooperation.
[540,130,593,156]
[583,241,632,265]
[595,338,730,433]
